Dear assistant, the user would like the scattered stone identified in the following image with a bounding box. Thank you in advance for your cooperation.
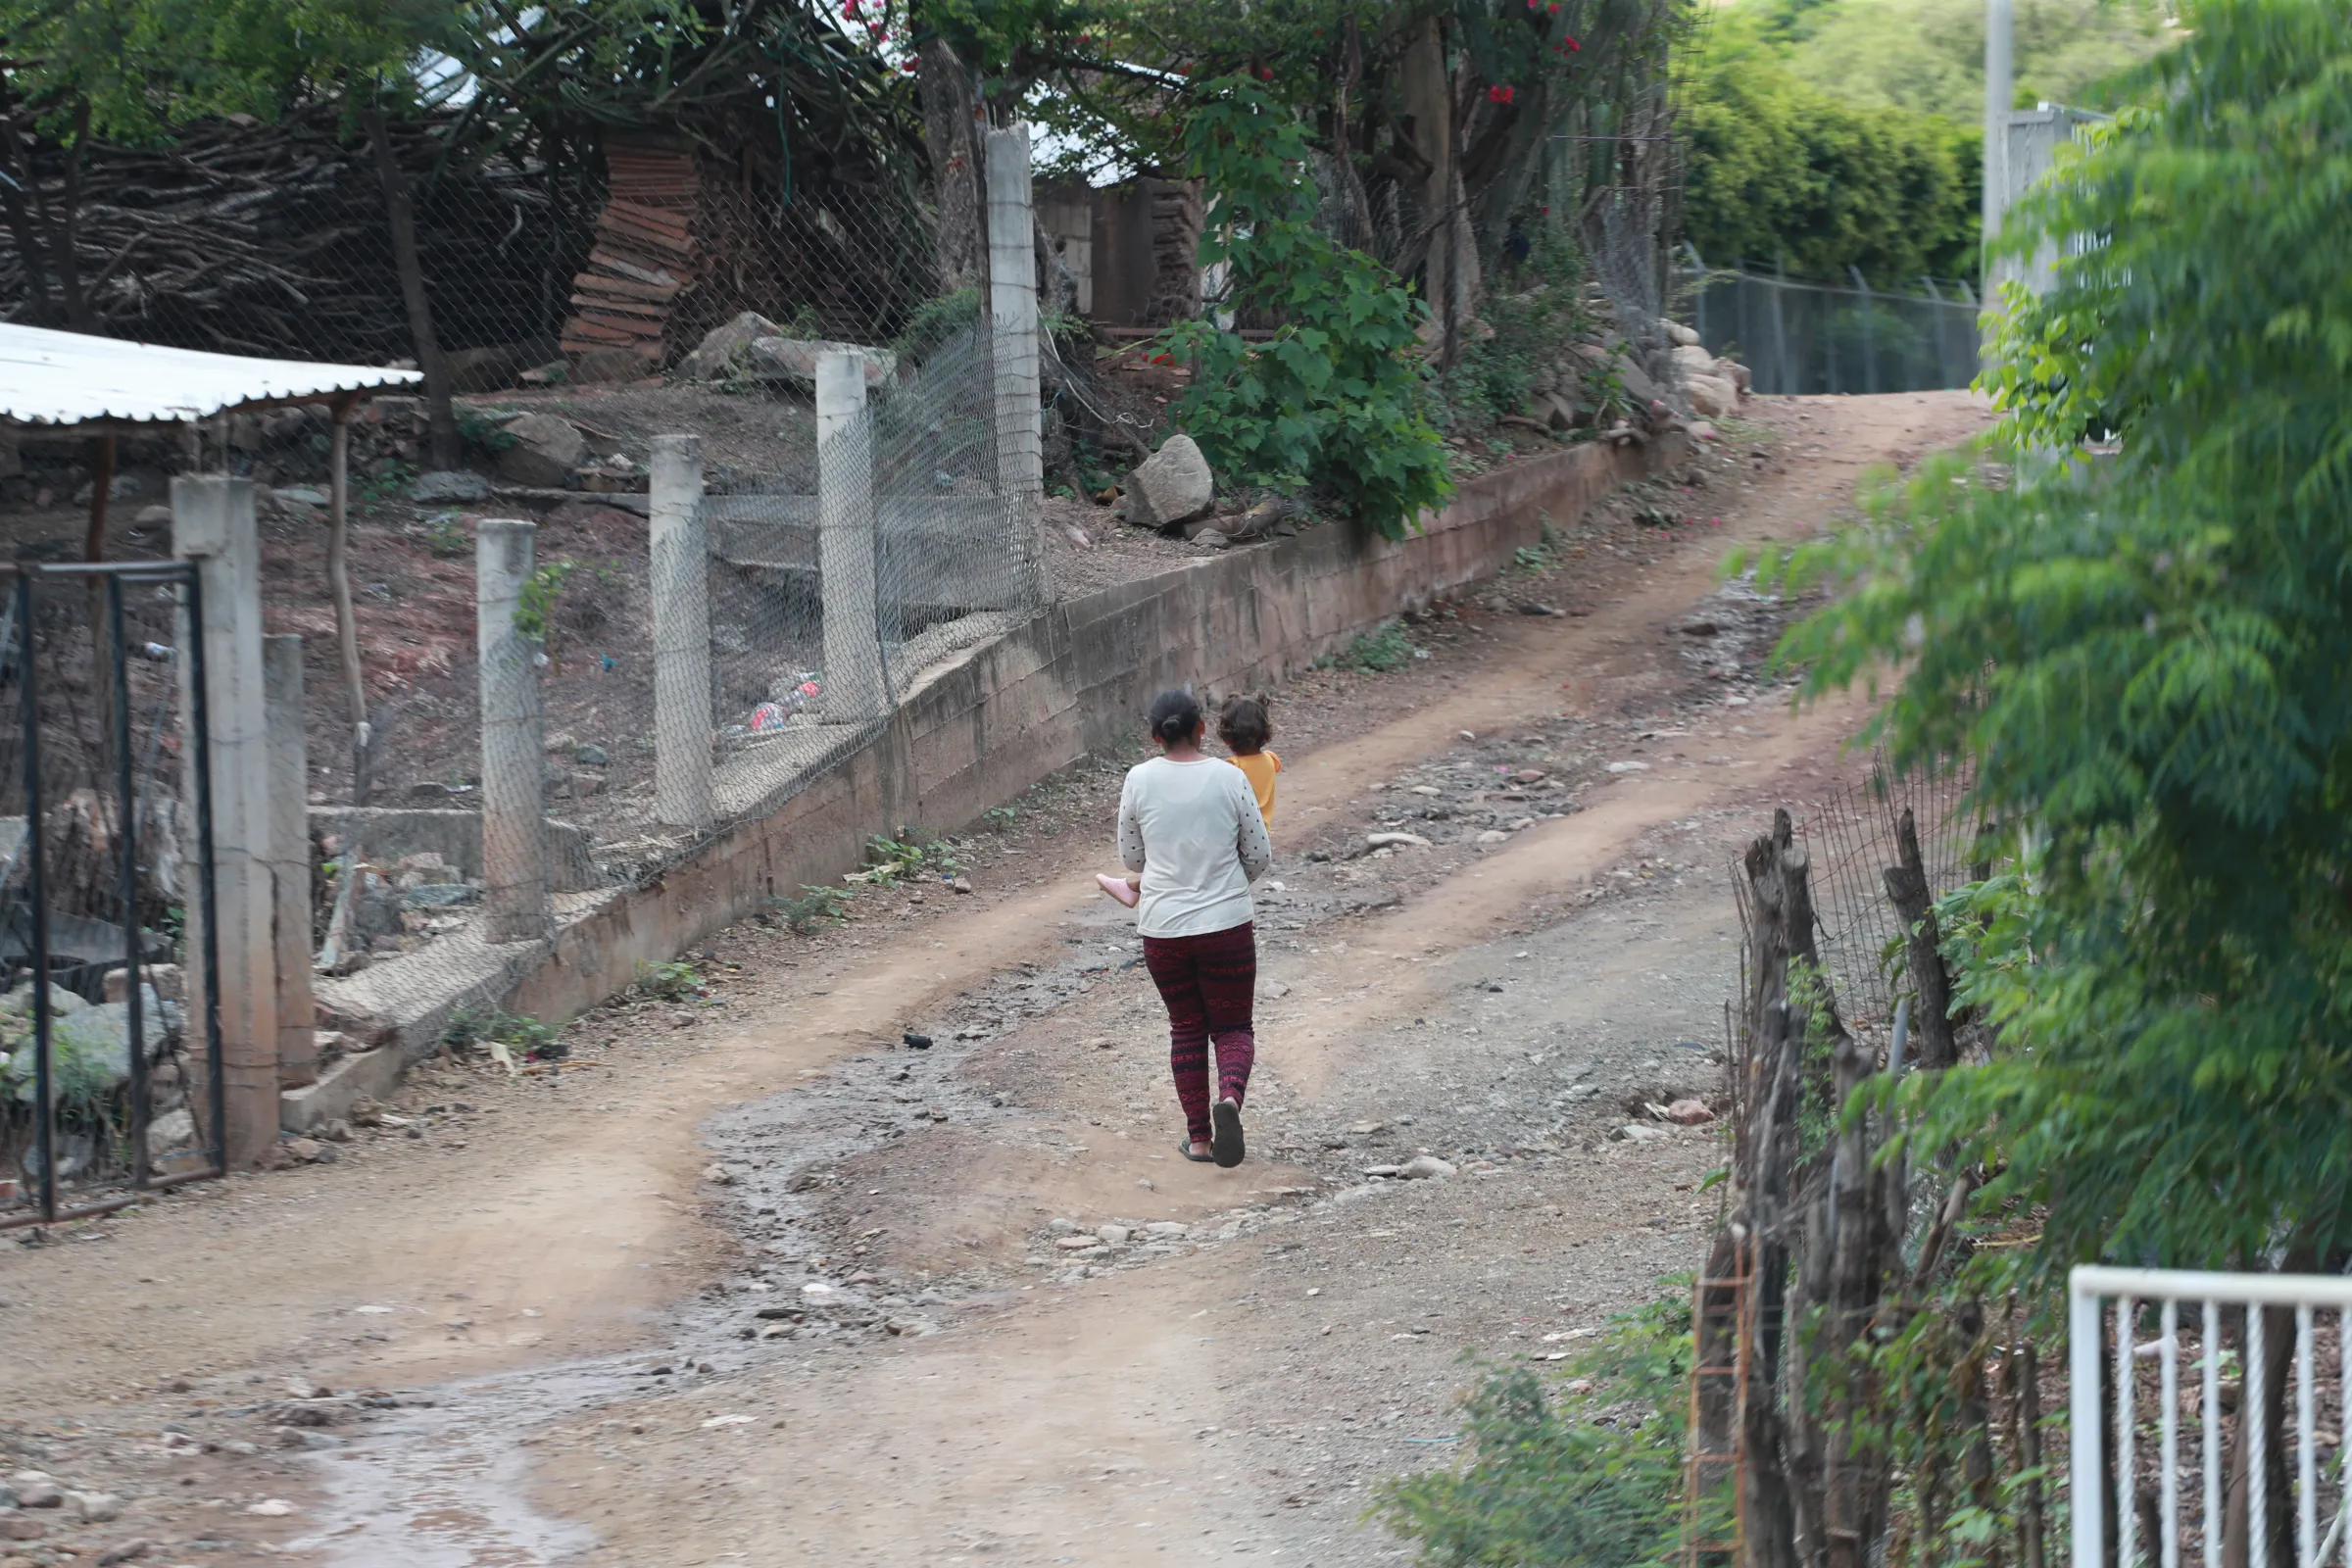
[1365,832,1432,851]
[97,1541,152,1566]
[1362,1163,1403,1178]
[574,744,610,767]
[678,312,783,378]
[284,1137,325,1163]
[1096,1224,1131,1245]
[410,470,491,504]
[0,1517,43,1542]
[1618,1123,1670,1144]
[1348,1121,1384,1136]
[1665,1099,1716,1125]
[495,413,589,488]
[145,1106,196,1158]
[1476,830,1509,846]
[884,1317,940,1337]
[949,876,974,895]
[1054,1236,1101,1251]
[1144,1221,1189,1239]
[742,337,895,387]
[703,1163,736,1185]
[1407,785,1443,797]
[1083,1036,1113,1050]
[1123,434,1216,529]
[1604,760,1649,774]
[1399,1155,1457,1180]
[902,1032,933,1050]
[244,1498,297,1516]
[13,1480,60,1508]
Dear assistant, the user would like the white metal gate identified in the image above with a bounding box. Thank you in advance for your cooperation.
[2072,1266,2352,1568]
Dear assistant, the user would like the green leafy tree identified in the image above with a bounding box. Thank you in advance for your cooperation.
[1680,50,1982,283]
[1160,75,1452,540]
[1716,0,2177,122]
[1757,0,2352,1283]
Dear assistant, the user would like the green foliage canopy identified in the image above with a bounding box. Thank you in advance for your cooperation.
[1718,0,2177,122]
[1680,50,1982,283]
[1758,0,2352,1277]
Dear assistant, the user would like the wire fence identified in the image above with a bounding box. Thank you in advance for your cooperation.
[305,160,1038,981]
[0,564,223,1223]
[1682,263,1983,396]
[1733,760,1980,1058]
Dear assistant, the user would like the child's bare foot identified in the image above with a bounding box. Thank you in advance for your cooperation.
[1096,873,1140,908]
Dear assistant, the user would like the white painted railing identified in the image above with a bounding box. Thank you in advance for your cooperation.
[2072,1266,2352,1568]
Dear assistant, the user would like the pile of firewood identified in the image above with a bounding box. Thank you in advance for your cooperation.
[0,107,598,364]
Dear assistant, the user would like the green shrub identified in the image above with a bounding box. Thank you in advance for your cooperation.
[1323,620,1419,674]
[1373,1294,1696,1567]
[634,959,700,1002]
[770,884,850,933]
[1160,77,1452,542]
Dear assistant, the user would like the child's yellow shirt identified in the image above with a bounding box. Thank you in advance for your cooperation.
[1228,751,1281,822]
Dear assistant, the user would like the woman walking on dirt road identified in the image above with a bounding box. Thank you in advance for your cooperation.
[1117,688,1273,1167]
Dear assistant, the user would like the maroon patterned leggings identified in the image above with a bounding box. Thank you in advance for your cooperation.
[1141,920,1257,1146]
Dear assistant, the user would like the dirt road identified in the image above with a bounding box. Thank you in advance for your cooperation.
[0,391,1988,1567]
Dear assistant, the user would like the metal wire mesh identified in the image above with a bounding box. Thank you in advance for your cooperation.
[1733,761,1979,1056]
[0,565,220,1220]
[1683,265,1983,396]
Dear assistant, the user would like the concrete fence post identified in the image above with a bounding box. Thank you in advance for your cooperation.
[261,634,316,1090]
[172,475,279,1168]
[816,351,884,721]
[476,518,552,944]
[986,123,1049,606]
[649,433,714,828]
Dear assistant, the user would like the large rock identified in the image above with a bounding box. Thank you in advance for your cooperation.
[1687,373,1740,418]
[678,311,783,380]
[1672,342,1720,380]
[741,338,895,388]
[15,989,172,1099]
[1664,319,1701,348]
[411,469,491,504]
[1123,434,1215,529]
[495,414,588,488]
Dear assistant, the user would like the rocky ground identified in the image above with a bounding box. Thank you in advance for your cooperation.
[0,390,1989,1568]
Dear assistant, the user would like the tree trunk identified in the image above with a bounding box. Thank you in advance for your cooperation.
[1398,19,1453,357]
[0,82,59,324]
[1884,807,1960,1069]
[2223,1302,2297,1568]
[51,99,93,329]
[917,37,987,296]
[363,100,460,470]
[326,396,372,805]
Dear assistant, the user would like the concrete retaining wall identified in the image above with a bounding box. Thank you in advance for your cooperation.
[337,435,1660,1054]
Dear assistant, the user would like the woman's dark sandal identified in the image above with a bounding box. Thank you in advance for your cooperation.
[1176,1140,1215,1163]
[1211,1098,1246,1168]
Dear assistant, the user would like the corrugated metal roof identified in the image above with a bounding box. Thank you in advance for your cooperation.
[0,322,422,427]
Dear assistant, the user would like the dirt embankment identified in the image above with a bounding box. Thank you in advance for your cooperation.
[0,391,1989,1568]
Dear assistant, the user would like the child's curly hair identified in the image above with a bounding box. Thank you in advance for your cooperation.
[1217,693,1272,754]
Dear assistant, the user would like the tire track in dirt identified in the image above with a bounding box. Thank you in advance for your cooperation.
[0,392,1986,1566]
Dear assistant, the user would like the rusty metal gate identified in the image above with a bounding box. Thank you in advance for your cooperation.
[0,559,222,1227]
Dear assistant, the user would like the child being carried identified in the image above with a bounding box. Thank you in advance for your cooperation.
[1098,693,1280,907]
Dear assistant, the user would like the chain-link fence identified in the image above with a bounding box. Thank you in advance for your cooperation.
[0,564,223,1225]
[295,136,1043,984]
[1682,262,1983,396]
